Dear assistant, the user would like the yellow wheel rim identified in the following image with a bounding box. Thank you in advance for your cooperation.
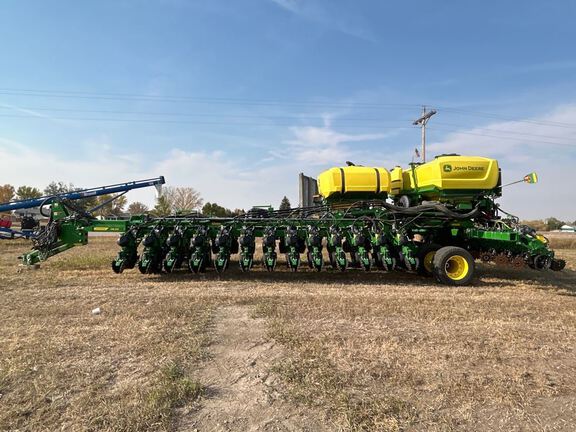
[445,255,469,281]
[424,251,436,273]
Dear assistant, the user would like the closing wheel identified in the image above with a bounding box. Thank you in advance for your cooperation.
[111,260,125,274]
[530,254,551,270]
[417,243,441,276]
[551,259,566,271]
[306,251,314,269]
[432,246,475,286]
[163,259,173,273]
[329,251,337,269]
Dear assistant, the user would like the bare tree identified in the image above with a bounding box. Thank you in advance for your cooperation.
[162,186,203,213]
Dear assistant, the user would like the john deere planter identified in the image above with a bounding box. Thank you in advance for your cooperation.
[19,155,565,286]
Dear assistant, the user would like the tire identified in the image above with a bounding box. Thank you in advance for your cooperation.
[397,195,411,208]
[432,246,475,286]
[417,243,441,276]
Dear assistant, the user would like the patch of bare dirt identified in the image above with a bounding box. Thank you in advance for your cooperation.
[179,305,331,432]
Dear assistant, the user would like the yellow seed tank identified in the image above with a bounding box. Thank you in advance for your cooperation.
[406,155,500,191]
[317,166,390,199]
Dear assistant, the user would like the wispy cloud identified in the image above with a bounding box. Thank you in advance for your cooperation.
[268,0,376,42]
[0,102,56,121]
[271,117,392,166]
[269,0,299,14]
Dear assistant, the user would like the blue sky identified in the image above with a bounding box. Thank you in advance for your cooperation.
[1,0,575,219]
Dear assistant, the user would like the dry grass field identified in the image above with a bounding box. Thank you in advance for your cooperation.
[1,236,575,431]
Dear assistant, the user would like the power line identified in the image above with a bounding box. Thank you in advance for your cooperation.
[0,105,415,123]
[429,125,576,148]
[2,111,575,149]
[434,121,576,142]
[1,105,574,145]
[437,106,576,129]
[0,88,419,109]
[0,113,416,129]
[2,87,575,130]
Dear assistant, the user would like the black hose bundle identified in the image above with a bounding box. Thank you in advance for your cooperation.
[378,201,480,219]
[32,220,60,252]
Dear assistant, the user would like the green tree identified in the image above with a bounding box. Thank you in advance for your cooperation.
[152,195,172,217]
[44,181,75,196]
[520,219,546,232]
[202,202,234,217]
[92,194,128,217]
[43,182,102,212]
[0,184,15,203]
[279,196,291,211]
[128,201,149,215]
[545,217,564,231]
[110,195,127,216]
[16,186,42,200]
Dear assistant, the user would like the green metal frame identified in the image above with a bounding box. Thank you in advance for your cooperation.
[19,196,564,285]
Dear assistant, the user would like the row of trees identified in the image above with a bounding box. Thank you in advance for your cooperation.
[0,181,129,216]
[0,184,42,202]
[149,189,292,217]
[1,182,292,218]
[521,218,575,231]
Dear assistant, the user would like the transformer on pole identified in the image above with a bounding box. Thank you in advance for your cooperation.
[413,106,437,163]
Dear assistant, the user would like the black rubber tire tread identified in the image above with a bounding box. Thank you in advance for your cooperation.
[432,246,475,286]
[417,243,442,276]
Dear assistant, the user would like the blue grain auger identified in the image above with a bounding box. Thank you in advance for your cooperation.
[0,177,165,240]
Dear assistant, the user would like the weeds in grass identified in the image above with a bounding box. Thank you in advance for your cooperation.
[49,253,112,270]
[1,238,575,431]
[0,238,214,431]
[156,361,204,408]
[89,361,203,431]
[270,324,414,432]
[254,268,576,431]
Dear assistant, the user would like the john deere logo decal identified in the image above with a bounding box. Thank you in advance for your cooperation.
[443,164,485,172]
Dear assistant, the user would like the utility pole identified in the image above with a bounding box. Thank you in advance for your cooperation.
[412,106,437,163]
